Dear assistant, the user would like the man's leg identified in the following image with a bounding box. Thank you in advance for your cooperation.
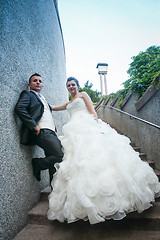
[33,129,63,182]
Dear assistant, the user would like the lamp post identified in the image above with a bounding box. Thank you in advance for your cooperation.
[96,63,108,96]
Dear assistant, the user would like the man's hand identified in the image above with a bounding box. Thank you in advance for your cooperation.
[34,125,41,135]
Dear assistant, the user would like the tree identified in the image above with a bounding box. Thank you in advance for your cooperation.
[123,45,160,97]
[79,80,101,103]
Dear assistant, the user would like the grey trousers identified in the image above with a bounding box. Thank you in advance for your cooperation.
[34,129,63,183]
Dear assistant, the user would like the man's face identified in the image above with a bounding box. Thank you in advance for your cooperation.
[28,75,43,92]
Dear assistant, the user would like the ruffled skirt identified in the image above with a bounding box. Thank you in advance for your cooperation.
[48,112,160,224]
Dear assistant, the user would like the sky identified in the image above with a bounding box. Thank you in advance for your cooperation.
[58,0,160,94]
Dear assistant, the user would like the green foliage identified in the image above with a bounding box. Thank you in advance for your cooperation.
[69,46,160,108]
[110,93,117,102]
[123,45,160,98]
[115,89,129,108]
[103,95,109,102]
[79,80,101,103]
[68,94,72,101]
[108,89,128,108]
[108,45,160,109]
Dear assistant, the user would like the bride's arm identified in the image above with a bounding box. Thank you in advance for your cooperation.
[50,102,69,111]
[81,92,98,121]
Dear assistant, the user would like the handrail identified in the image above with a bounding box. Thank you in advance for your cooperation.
[107,106,160,130]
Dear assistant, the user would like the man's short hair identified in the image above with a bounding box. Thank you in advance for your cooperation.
[29,73,41,83]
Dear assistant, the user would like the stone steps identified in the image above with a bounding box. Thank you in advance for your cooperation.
[155,169,160,181]
[14,185,160,240]
[13,223,160,240]
[133,146,141,152]
[131,143,160,180]
[13,141,160,240]
[14,187,160,240]
[30,189,160,229]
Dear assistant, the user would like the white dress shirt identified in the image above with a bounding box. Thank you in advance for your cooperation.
[31,90,56,132]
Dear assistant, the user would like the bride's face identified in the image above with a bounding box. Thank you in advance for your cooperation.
[66,80,78,95]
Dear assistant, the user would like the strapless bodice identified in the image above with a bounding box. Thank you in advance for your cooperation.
[66,98,88,116]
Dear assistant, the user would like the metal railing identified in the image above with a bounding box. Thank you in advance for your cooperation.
[107,106,160,130]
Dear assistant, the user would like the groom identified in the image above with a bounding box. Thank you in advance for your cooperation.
[15,73,63,184]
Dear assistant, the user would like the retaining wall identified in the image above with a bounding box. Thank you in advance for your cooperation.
[0,1,68,239]
[97,83,160,170]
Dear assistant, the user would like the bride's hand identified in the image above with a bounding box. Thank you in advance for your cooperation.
[50,105,55,110]
[50,103,68,111]
[91,114,98,122]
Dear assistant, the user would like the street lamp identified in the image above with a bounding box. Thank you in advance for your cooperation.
[96,63,108,96]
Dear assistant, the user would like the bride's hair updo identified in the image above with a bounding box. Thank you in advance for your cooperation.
[66,77,80,88]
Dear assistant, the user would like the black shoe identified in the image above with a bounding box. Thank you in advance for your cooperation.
[32,158,41,181]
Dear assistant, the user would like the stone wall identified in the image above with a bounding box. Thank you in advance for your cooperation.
[0,1,68,239]
[97,86,160,170]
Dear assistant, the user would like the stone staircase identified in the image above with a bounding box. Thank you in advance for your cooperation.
[14,144,160,240]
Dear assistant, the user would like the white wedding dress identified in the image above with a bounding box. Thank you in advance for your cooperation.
[48,97,160,224]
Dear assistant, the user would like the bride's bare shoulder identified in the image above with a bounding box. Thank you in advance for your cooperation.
[79,92,91,101]
[79,92,89,98]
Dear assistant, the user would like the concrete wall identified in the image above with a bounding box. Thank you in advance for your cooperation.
[97,89,160,170]
[0,1,68,239]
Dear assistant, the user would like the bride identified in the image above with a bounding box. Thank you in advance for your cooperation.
[47,76,160,224]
